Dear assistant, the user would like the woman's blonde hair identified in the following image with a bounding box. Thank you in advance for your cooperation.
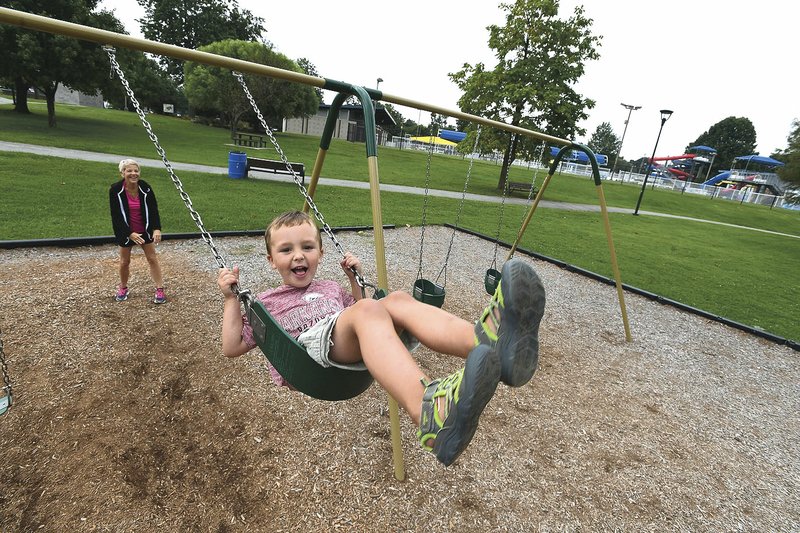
[265,211,322,254]
[118,159,140,173]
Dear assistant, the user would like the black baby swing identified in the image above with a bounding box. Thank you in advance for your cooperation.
[104,47,376,401]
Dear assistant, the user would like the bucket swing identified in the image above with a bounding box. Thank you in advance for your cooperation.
[104,47,377,401]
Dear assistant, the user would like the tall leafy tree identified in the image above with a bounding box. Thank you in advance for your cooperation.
[449,0,601,189]
[184,40,318,134]
[137,0,266,82]
[685,116,757,175]
[773,119,800,190]
[0,0,124,126]
[102,50,184,114]
[587,121,620,161]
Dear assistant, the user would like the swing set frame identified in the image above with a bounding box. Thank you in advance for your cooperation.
[0,7,633,479]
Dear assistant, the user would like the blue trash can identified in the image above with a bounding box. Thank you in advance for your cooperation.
[228,151,247,179]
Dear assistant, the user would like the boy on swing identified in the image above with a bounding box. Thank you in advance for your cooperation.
[218,211,546,466]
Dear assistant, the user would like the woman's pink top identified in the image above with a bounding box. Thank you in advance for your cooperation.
[126,190,146,234]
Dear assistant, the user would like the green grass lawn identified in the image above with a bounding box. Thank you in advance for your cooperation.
[1,102,799,342]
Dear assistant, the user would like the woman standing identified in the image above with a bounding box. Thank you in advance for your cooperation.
[109,159,166,304]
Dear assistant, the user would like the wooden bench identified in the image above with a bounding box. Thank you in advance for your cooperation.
[246,157,305,185]
[507,181,538,196]
[232,132,266,148]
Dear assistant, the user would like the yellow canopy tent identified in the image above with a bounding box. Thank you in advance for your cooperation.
[409,135,457,146]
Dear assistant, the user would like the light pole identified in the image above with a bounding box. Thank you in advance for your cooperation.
[633,109,673,215]
[611,103,641,178]
[703,152,717,182]
[376,77,383,90]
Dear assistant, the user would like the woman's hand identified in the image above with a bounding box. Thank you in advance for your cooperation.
[129,232,145,245]
[153,229,162,244]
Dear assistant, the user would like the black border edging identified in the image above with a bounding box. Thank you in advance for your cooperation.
[0,225,396,250]
[445,223,799,352]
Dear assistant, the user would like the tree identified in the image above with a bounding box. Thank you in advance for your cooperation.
[449,0,601,190]
[137,0,266,82]
[0,0,125,126]
[296,58,323,100]
[587,121,620,162]
[381,103,406,138]
[685,116,757,175]
[774,119,800,190]
[101,48,183,114]
[183,40,319,134]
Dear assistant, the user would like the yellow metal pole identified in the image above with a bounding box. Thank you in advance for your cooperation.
[596,184,633,341]
[302,147,327,214]
[506,172,555,260]
[366,156,404,481]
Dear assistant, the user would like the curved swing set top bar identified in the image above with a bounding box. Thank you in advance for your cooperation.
[0,7,633,475]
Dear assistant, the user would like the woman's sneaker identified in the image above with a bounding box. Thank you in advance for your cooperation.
[115,286,129,302]
[153,287,166,304]
[474,259,546,387]
[417,344,500,466]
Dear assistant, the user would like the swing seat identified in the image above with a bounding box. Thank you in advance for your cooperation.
[246,300,374,401]
[412,278,445,308]
[484,268,501,296]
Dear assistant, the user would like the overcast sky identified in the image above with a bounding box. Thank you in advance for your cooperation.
[98,0,798,162]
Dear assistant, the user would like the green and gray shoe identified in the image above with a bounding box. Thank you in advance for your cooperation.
[475,259,545,387]
[417,344,500,466]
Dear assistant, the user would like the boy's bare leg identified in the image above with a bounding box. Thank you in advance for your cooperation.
[379,291,475,358]
[329,298,427,423]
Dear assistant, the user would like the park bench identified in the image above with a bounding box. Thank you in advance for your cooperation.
[507,181,538,196]
[232,132,266,148]
[246,157,305,185]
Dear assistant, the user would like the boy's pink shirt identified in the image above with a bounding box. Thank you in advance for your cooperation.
[241,279,356,387]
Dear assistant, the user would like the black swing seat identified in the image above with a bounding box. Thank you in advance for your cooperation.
[246,299,374,401]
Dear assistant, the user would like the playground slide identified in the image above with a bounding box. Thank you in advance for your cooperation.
[667,167,691,179]
[703,171,730,186]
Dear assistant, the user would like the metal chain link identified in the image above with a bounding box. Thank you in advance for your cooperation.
[232,72,376,294]
[0,326,12,412]
[491,134,516,269]
[103,47,252,303]
[509,141,547,260]
[416,136,436,282]
[436,125,482,287]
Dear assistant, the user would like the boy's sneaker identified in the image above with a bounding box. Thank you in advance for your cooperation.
[153,287,166,304]
[474,259,546,387]
[115,286,129,302]
[417,344,500,466]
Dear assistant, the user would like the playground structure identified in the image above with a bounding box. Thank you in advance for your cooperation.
[0,6,635,481]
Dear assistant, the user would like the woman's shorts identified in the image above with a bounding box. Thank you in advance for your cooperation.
[120,236,155,248]
[297,310,420,371]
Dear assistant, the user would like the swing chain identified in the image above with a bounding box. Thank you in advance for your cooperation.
[436,125,482,287]
[491,134,515,268]
[0,326,12,410]
[103,47,246,295]
[232,72,376,295]
[416,137,435,281]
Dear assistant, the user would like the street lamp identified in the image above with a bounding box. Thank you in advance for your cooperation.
[633,109,673,215]
[376,77,383,90]
[611,103,641,178]
[703,152,718,182]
